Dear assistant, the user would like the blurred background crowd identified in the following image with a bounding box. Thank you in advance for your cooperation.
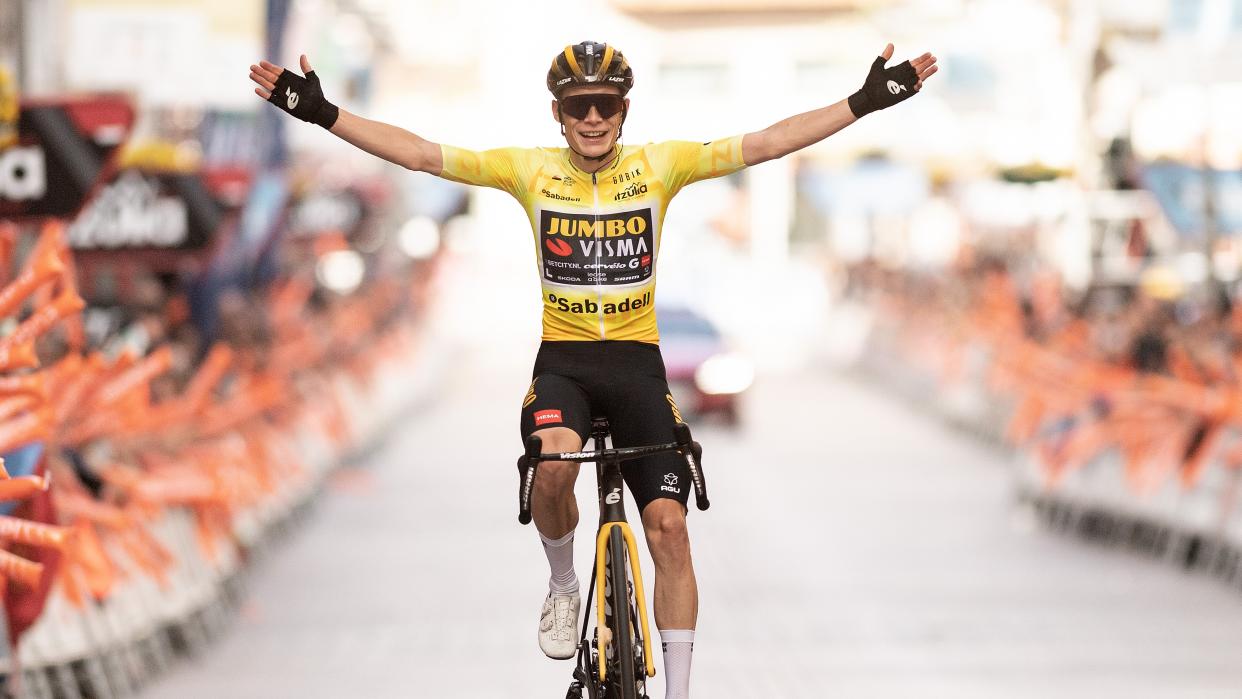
[1,0,1241,696]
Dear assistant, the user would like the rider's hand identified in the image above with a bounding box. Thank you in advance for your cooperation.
[249,54,339,129]
[847,44,938,119]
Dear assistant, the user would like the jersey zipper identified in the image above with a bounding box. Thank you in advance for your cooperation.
[592,172,605,340]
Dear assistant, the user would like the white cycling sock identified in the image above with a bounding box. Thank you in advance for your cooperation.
[540,530,579,594]
[660,629,695,699]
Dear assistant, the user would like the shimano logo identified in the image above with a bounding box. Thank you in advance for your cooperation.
[286,88,300,110]
[0,146,47,201]
[887,80,906,95]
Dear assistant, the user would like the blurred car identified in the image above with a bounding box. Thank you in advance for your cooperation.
[657,306,754,425]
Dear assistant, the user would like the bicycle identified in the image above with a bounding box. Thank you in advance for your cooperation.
[517,418,710,699]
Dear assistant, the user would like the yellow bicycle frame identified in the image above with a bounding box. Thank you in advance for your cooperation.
[594,521,656,681]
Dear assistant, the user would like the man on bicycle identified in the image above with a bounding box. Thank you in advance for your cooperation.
[250,40,936,698]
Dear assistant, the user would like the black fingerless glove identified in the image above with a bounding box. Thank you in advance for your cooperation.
[267,69,339,129]
[847,56,919,118]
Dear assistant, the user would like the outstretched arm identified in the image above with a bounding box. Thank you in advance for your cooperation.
[249,55,444,175]
[741,44,937,166]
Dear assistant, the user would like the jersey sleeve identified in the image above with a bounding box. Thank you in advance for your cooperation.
[438,145,531,199]
[650,135,748,197]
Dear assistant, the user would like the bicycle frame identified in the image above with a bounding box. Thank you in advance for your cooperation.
[589,420,656,682]
[517,419,709,697]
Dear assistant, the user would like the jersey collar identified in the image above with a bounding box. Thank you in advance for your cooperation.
[563,144,623,179]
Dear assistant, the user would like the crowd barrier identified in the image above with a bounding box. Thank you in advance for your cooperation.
[0,220,434,698]
[835,287,1242,591]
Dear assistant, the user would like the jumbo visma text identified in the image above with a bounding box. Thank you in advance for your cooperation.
[543,212,649,238]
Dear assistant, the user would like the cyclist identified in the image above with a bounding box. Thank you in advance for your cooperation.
[250,41,936,698]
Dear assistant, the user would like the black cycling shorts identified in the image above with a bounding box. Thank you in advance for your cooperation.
[519,341,690,514]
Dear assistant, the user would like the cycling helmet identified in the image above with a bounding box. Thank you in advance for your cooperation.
[546,41,634,98]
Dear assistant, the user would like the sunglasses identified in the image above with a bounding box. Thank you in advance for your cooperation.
[559,93,625,121]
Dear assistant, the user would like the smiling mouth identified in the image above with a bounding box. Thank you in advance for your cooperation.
[579,130,608,139]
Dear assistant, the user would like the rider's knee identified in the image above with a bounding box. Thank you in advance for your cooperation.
[535,460,579,493]
[644,505,689,552]
[531,427,582,495]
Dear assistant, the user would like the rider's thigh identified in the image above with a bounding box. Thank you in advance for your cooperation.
[519,373,591,445]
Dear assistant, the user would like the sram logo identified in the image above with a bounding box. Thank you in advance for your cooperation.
[0,146,47,201]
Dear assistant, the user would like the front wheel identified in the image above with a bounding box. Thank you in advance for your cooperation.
[605,527,638,699]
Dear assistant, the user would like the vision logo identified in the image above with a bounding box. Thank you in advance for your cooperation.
[545,238,572,257]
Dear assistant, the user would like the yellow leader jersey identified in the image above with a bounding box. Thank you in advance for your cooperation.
[439,137,748,343]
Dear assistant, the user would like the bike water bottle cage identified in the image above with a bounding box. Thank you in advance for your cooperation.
[268,69,339,129]
[847,55,918,118]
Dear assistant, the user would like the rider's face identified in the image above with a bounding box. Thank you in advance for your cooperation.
[552,85,628,160]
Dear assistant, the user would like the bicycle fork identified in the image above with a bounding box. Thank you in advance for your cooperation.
[595,520,655,681]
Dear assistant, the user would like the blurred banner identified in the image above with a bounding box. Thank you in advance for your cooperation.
[65,0,263,109]
[67,167,223,252]
[0,94,134,219]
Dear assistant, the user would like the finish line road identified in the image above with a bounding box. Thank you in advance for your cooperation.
[145,342,1242,698]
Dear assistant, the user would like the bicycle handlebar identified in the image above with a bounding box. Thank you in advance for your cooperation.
[517,422,710,525]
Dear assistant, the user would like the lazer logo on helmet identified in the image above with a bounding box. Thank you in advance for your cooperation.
[539,207,654,286]
[546,291,652,315]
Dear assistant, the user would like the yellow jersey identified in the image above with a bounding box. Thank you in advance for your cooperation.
[439,137,747,343]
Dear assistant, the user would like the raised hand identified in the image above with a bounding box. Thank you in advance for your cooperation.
[848,43,939,118]
[248,54,339,129]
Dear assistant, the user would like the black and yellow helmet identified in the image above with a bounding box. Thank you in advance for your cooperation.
[546,41,634,98]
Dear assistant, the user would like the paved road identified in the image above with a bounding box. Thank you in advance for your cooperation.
[143,339,1242,698]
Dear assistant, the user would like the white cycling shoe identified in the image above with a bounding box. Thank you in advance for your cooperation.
[538,590,581,660]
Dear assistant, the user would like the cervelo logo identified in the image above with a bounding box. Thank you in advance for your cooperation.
[0,146,47,201]
[285,87,299,110]
[887,80,907,95]
[533,409,562,425]
[605,488,621,505]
